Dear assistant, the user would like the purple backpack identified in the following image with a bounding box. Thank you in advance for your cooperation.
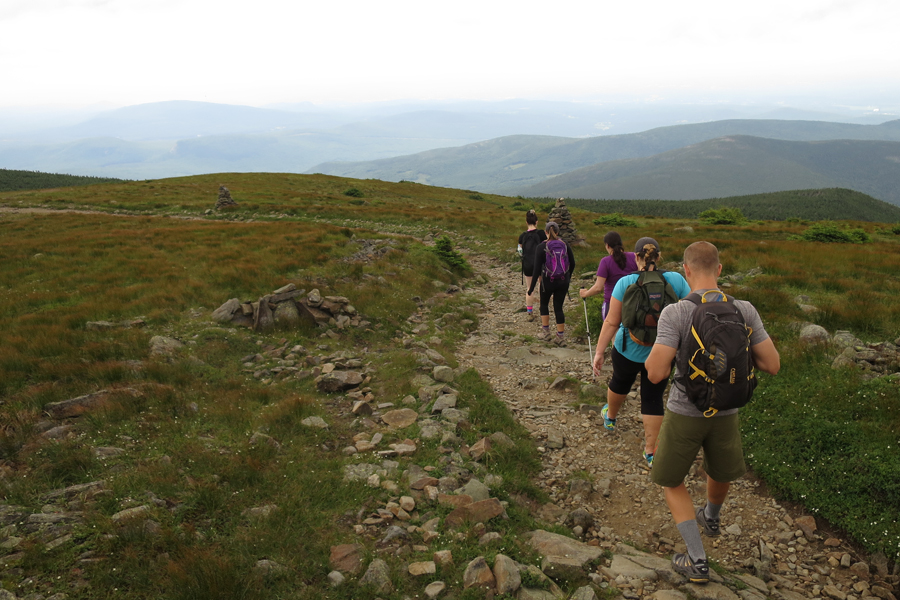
[542,239,569,283]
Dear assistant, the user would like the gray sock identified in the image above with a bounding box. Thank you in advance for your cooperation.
[677,520,707,562]
[704,501,722,521]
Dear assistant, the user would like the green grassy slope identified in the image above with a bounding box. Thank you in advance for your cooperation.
[522,136,900,206]
[1,173,899,598]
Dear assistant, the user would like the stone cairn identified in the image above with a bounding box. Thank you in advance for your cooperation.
[211,284,364,333]
[214,185,238,210]
[547,198,585,246]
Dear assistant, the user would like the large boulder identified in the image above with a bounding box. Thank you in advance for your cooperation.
[329,544,363,574]
[273,301,301,327]
[211,298,240,322]
[316,371,364,393]
[358,559,392,593]
[524,529,603,581]
[799,324,830,345]
[253,296,274,331]
[150,336,183,357]
[463,556,495,591]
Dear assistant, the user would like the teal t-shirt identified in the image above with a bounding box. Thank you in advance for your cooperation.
[611,271,690,363]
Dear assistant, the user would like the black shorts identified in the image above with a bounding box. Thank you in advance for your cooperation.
[607,347,666,416]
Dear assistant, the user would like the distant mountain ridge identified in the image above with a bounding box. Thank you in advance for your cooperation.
[520,135,900,206]
[1,99,896,180]
[310,119,900,195]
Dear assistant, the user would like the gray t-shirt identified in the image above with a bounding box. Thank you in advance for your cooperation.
[655,290,770,417]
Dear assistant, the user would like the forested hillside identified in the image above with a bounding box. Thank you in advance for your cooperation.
[564,188,900,222]
[0,168,123,192]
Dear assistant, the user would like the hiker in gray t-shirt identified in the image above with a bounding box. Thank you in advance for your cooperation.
[645,241,780,584]
[655,294,770,418]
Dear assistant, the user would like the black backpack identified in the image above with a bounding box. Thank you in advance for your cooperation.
[675,291,757,417]
[620,270,678,349]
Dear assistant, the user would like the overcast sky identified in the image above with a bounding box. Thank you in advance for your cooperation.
[1,0,898,110]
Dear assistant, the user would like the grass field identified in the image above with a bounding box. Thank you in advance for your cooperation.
[1,173,899,598]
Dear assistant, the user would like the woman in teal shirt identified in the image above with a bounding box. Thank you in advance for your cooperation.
[591,237,690,467]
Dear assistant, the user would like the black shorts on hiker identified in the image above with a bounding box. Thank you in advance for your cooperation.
[607,347,665,416]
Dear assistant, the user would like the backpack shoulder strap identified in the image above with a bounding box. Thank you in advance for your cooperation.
[683,292,702,305]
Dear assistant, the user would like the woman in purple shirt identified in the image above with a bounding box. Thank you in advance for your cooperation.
[579,231,638,318]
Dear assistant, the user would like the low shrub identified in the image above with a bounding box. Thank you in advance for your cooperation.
[593,213,638,228]
[430,235,471,273]
[343,187,364,198]
[698,207,746,225]
[796,222,871,243]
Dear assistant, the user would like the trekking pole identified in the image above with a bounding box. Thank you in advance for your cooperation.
[581,288,593,376]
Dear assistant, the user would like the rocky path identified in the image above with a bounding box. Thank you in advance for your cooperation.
[455,250,897,600]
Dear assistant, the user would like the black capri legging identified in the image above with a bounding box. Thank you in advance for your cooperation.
[539,285,567,324]
[607,347,666,416]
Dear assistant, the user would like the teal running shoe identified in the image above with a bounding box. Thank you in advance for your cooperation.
[600,404,616,432]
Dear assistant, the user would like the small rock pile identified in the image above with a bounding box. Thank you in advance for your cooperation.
[548,198,585,246]
[214,185,237,209]
[798,324,900,380]
[344,238,399,263]
[212,284,369,333]
[243,345,373,386]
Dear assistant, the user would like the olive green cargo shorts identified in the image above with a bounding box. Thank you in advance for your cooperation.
[650,411,746,487]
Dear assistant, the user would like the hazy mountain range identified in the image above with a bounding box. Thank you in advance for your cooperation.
[2,99,899,206]
[523,136,900,205]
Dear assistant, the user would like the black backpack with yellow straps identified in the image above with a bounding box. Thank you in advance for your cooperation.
[675,291,757,417]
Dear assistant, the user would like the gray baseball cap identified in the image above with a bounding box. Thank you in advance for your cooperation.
[634,237,660,253]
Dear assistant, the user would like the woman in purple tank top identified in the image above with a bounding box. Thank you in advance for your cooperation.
[579,231,638,318]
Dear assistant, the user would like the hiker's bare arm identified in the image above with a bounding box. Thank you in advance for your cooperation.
[751,337,780,375]
[580,276,606,299]
[592,297,622,375]
[646,344,677,384]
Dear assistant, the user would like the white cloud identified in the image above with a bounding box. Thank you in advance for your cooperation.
[1,0,898,107]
